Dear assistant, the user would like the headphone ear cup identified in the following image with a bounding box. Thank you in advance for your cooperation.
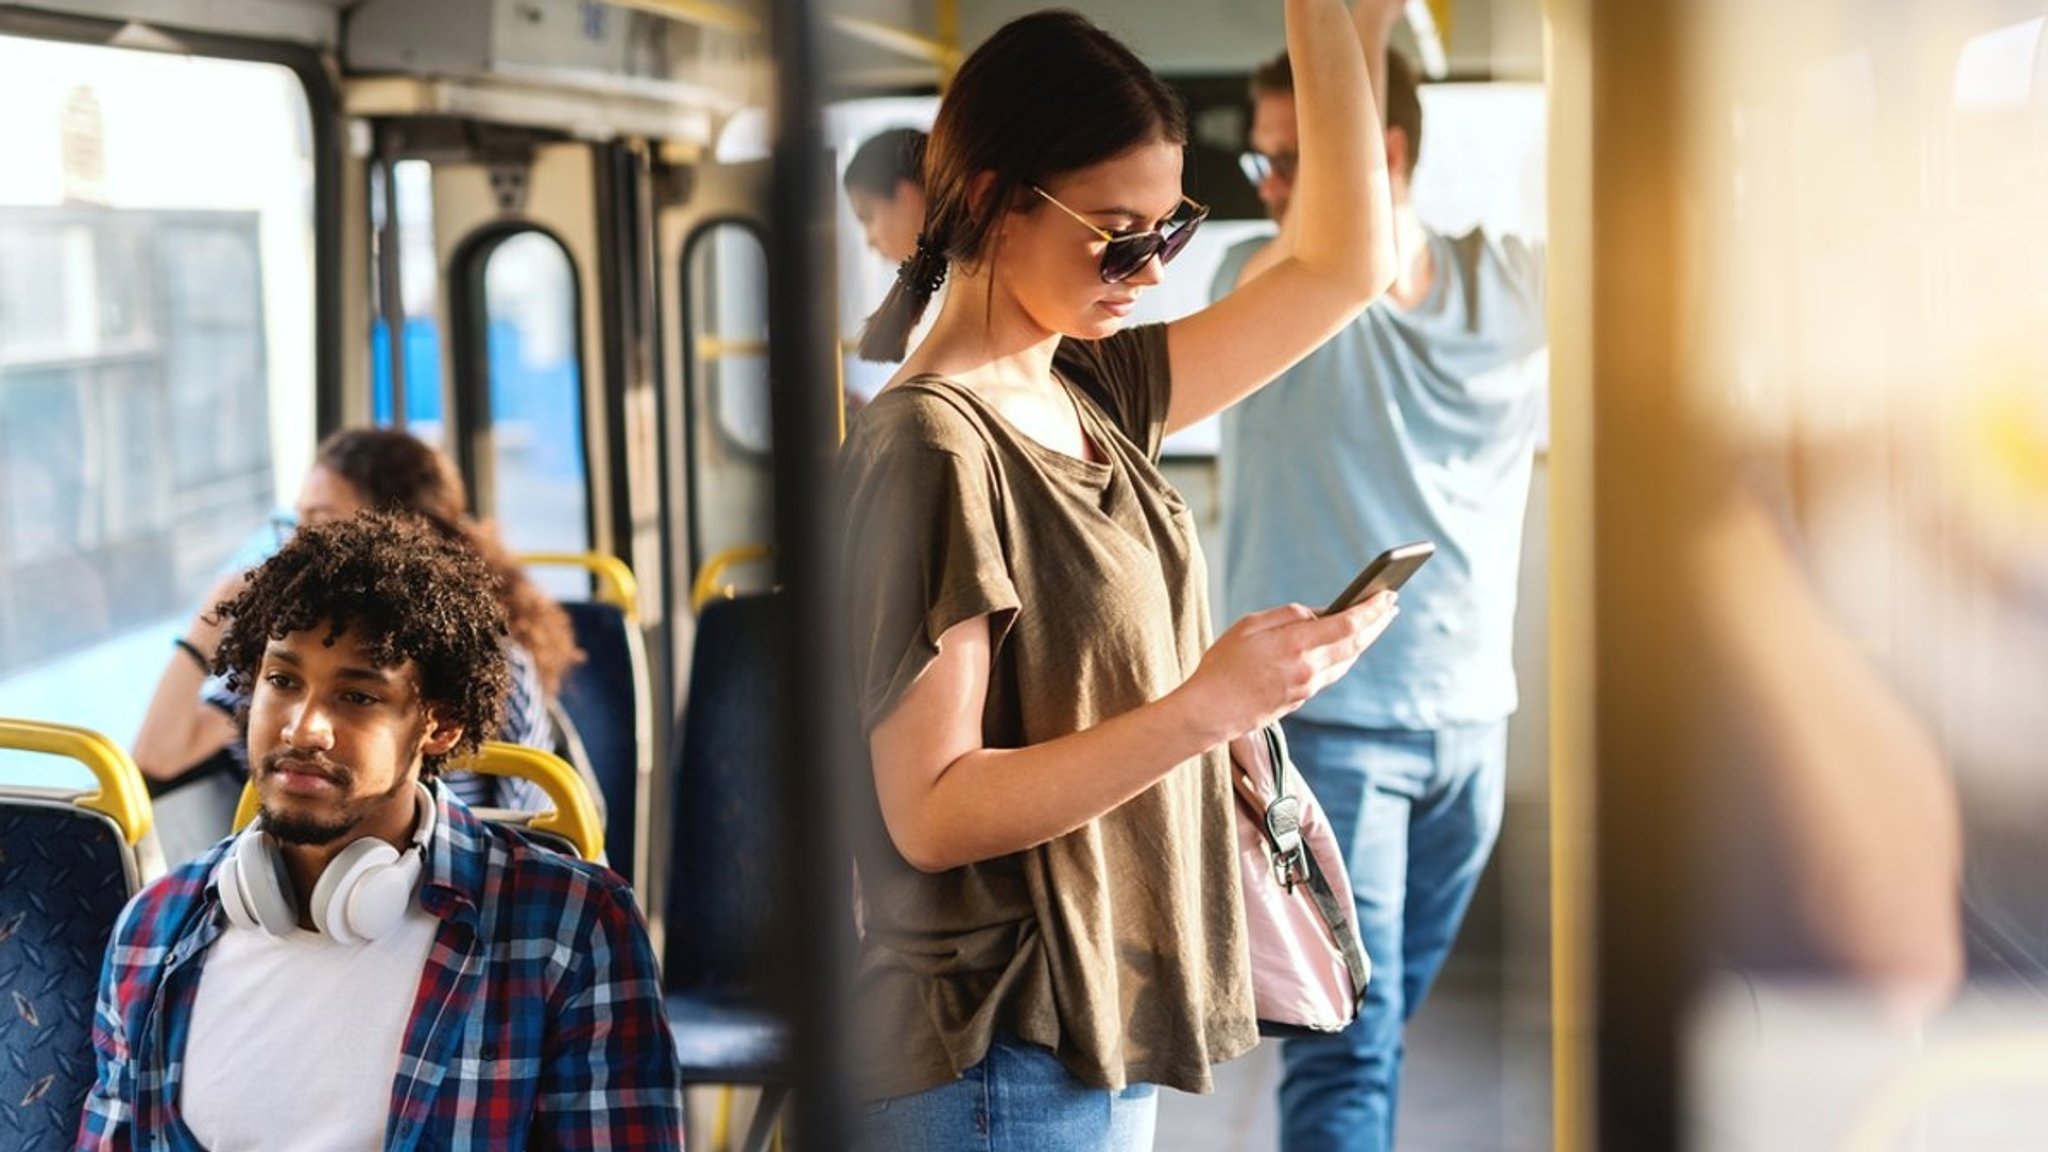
[218,827,297,937]
[342,851,423,942]
[308,837,415,945]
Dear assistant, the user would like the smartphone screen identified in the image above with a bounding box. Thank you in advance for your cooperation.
[1322,541,1436,615]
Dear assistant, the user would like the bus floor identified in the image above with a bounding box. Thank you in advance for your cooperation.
[1158,960,1554,1152]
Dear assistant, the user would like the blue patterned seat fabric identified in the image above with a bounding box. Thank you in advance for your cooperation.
[0,803,133,1152]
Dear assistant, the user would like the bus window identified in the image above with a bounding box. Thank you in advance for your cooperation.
[683,220,773,584]
[370,157,445,436]
[0,36,315,785]
[474,229,591,599]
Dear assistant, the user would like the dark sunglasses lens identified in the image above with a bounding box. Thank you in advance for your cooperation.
[1157,215,1203,266]
[1098,238,1160,283]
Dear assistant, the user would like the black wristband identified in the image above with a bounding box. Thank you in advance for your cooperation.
[173,637,210,672]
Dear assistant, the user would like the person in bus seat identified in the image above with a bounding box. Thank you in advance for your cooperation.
[134,427,581,817]
[837,1,1402,1146]
[843,126,930,265]
[1211,30,1549,1152]
[78,510,682,1151]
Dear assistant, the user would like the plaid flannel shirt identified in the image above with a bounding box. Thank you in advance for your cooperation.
[77,781,683,1151]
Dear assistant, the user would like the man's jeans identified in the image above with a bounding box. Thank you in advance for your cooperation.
[1277,718,1509,1152]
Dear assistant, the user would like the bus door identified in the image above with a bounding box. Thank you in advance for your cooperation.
[356,123,628,597]
[356,117,672,892]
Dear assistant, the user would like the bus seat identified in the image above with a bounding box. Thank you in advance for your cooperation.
[232,741,605,863]
[690,543,773,614]
[543,696,604,825]
[663,591,791,1152]
[522,553,652,890]
[457,742,606,862]
[555,600,648,878]
[0,719,154,1152]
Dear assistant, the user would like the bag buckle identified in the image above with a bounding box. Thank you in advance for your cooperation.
[1265,796,1309,890]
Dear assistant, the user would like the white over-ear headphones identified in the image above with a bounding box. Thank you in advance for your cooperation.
[217,783,436,945]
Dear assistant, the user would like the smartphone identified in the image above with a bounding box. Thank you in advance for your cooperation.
[1322,541,1436,615]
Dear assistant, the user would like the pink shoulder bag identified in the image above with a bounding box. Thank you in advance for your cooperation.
[1230,723,1372,1036]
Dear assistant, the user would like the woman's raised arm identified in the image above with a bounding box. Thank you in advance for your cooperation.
[1162,0,1402,434]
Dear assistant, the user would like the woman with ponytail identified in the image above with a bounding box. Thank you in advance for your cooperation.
[839,3,1399,1148]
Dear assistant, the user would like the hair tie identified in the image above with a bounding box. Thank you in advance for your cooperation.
[895,235,948,297]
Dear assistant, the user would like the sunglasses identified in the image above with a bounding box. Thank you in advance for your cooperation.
[1029,185,1211,283]
[1237,149,1299,187]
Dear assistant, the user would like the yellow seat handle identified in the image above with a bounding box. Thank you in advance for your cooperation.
[0,717,154,846]
[691,543,774,613]
[519,552,641,623]
[454,742,604,860]
[235,741,603,862]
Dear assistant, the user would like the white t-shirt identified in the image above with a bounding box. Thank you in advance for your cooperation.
[182,904,438,1150]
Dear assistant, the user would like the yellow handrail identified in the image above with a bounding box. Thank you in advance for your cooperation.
[456,743,604,861]
[691,543,773,613]
[826,14,963,71]
[520,552,641,622]
[233,778,261,833]
[234,742,604,862]
[0,717,154,846]
[598,0,758,36]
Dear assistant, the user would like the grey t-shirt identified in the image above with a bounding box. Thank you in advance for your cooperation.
[1214,228,1548,729]
[838,324,1256,1098]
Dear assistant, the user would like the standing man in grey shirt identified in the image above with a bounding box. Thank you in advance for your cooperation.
[1212,13,1548,1150]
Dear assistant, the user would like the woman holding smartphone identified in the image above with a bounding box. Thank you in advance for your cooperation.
[839,3,1404,1147]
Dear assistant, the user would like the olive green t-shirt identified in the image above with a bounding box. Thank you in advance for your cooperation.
[838,324,1256,1098]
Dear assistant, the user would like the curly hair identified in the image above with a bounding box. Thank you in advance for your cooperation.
[213,510,511,775]
[314,427,583,695]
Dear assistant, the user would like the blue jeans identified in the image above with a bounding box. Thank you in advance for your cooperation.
[1277,718,1508,1152]
[855,1033,1159,1152]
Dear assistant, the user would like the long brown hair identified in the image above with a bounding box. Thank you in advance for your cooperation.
[856,10,1188,362]
[312,427,582,695]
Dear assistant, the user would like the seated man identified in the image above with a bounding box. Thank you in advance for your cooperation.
[78,511,682,1150]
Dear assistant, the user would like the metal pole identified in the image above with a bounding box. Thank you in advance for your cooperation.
[373,136,409,429]
[764,0,854,1146]
[1586,0,1695,1146]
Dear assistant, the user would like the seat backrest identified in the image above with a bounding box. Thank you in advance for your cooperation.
[0,801,136,1151]
[0,719,151,1152]
[555,599,651,883]
[665,591,784,998]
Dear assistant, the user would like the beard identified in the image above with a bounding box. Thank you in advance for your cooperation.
[256,749,413,846]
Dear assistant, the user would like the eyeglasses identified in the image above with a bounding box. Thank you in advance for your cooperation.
[1029,185,1211,283]
[1237,150,1299,187]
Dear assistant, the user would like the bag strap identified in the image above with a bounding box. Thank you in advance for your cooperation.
[1292,817,1371,1002]
[1252,724,1370,1004]
[1256,725,1309,887]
